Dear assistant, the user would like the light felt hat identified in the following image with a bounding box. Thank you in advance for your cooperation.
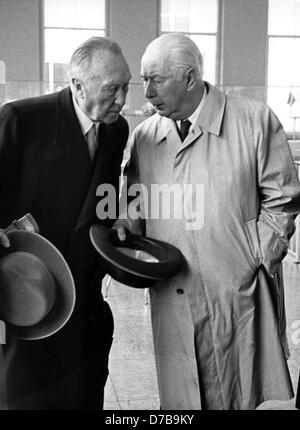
[0,230,76,340]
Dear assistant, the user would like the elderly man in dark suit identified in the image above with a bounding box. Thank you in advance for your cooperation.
[0,37,131,410]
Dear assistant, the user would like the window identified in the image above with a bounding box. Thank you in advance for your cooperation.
[267,0,300,133]
[43,0,105,92]
[160,0,218,84]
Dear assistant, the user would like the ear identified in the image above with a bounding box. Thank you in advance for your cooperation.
[186,68,197,92]
[71,78,85,99]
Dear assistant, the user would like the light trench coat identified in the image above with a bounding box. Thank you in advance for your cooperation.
[121,83,300,410]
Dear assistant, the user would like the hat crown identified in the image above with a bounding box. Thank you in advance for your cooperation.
[0,251,56,327]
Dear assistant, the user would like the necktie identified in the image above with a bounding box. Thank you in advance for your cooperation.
[179,119,191,142]
[85,123,98,161]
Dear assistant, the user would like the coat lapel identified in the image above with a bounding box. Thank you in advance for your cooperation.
[56,87,92,174]
[56,89,125,237]
[55,88,94,229]
[72,124,105,233]
[176,82,226,155]
[195,82,226,137]
[56,87,91,166]
[72,121,121,234]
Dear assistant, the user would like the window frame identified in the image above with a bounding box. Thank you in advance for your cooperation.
[267,0,300,135]
[158,0,221,85]
[42,0,108,87]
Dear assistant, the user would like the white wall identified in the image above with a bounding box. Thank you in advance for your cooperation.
[0,0,42,82]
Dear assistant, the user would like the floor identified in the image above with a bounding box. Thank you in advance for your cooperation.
[103,252,300,411]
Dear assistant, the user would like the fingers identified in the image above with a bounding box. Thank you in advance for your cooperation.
[114,225,127,241]
[112,220,129,241]
[112,218,144,241]
[0,229,10,248]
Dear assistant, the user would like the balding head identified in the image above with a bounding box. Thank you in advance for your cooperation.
[142,33,203,81]
[140,33,205,120]
[69,36,131,124]
[68,36,125,82]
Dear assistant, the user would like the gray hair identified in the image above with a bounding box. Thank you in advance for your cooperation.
[68,36,123,81]
[145,33,203,81]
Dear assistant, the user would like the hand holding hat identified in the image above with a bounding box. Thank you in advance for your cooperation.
[0,213,39,249]
[0,214,76,411]
[0,229,10,248]
[0,214,75,341]
[90,224,184,288]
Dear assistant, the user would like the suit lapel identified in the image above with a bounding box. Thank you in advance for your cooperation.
[56,88,92,169]
[73,123,104,233]
[55,88,94,227]
[57,90,124,237]
[72,122,119,234]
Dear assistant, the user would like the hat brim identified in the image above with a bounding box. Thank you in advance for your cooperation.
[0,231,75,340]
[89,225,183,288]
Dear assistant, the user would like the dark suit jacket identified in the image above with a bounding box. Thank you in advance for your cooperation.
[0,87,129,408]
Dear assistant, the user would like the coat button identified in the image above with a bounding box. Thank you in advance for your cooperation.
[176,289,184,295]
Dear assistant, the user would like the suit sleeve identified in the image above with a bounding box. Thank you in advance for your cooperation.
[256,106,300,276]
[0,103,22,226]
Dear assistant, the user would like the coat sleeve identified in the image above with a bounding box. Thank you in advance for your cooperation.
[256,106,300,276]
[0,103,22,227]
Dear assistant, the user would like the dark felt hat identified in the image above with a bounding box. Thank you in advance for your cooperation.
[0,230,75,340]
[89,224,183,288]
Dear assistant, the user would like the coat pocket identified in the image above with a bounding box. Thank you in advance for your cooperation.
[243,218,263,270]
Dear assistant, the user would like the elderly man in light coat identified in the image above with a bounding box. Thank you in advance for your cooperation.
[115,33,300,410]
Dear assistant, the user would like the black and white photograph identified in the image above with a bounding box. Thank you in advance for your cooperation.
[0,0,300,415]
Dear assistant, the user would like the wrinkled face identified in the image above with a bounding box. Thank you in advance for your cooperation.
[77,54,131,124]
[140,52,188,120]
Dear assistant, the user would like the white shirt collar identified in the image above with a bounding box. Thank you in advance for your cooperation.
[72,94,99,135]
[176,84,207,130]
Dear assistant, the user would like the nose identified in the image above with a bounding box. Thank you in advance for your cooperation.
[144,80,155,99]
[114,88,127,107]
